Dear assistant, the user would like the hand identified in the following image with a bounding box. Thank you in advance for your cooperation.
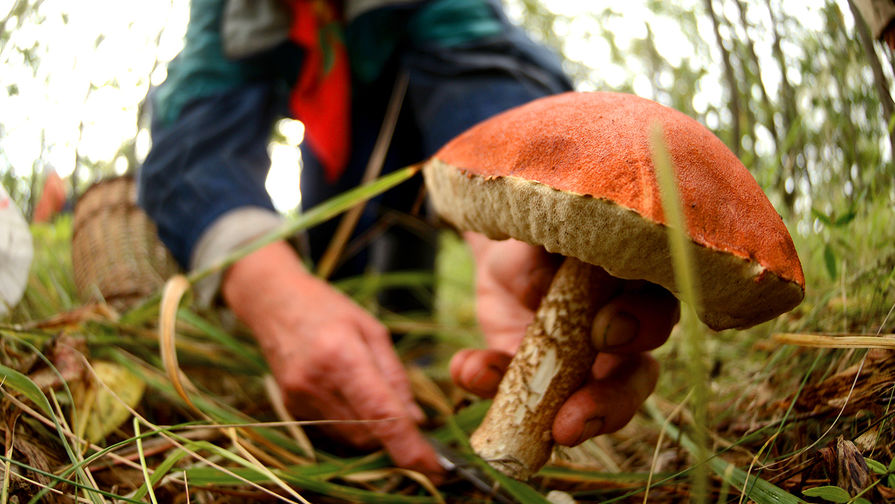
[222,241,444,480]
[450,233,680,446]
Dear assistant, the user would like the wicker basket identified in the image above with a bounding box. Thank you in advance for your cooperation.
[71,176,179,311]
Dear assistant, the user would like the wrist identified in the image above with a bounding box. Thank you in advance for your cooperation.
[221,241,317,333]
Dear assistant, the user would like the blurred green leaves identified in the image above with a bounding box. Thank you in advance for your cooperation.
[811,203,858,280]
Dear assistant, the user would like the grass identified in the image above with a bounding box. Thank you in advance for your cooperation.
[1,165,893,503]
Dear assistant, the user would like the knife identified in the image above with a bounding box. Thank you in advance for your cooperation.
[427,436,516,504]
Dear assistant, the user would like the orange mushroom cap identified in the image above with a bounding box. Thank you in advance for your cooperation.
[423,91,804,330]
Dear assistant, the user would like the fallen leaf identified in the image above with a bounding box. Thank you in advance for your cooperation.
[74,360,146,443]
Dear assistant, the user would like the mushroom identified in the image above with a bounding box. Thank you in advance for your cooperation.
[422,91,805,480]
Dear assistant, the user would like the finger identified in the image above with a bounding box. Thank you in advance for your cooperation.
[552,353,659,446]
[357,319,425,423]
[474,240,556,354]
[280,376,380,449]
[462,231,491,257]
[339,343,445,480]
[449,348,512,398]
[591,283,679,353]
[477,238,558,311]
[315,408,379,449]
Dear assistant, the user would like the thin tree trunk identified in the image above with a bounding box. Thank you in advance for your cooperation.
[833,63,860,195]
[886,44,895,80]
[734,41,757,154]
[71,119,85,205]
[704,0,742,157]
[735,0,782,157]
[847,0,895,162]
[644,24,665,102]
[764,0,799,210]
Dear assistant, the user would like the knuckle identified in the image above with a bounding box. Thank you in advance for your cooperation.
[370,416,414,447]
[312,332,347,363]
[378,366,406,391]
[357,394,397,421]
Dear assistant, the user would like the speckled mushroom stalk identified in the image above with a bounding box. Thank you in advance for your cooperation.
[469,257,606,480]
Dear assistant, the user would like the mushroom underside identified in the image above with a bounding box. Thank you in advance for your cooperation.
[423,158,804,331]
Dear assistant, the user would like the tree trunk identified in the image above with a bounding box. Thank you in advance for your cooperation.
[764,0,799,211]
[704,0,742,157]
[847,0,895,164]
[735,0,783,162]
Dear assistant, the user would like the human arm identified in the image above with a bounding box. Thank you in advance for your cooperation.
[221,240,444,479]
[138,82,443,478]
[450,232,679,445]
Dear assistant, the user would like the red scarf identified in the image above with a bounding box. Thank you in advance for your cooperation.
[286,0,351,183]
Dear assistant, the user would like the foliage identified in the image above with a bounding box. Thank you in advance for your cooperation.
[802,453,895,503]
[505,0,895,226]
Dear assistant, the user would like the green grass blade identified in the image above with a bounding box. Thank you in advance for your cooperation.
[424,401,548,503]
[0,365,54,417]
[185,464,437,503]
[122,164,421,324]
[476,461,550,503]
[109,351,305,452]
[334,271,434,303]
[133,418,159,504]
[651,124,710,503]
[189,165,421,284]
[0,364,103,504]
[0,455,144,504]
[128,446,193,500]
[645,400,804,504]
[38,424,195,503]
[175,308,267,373]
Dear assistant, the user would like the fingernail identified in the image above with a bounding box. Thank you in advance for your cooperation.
[598,312,639,349]
[575,417,605,445]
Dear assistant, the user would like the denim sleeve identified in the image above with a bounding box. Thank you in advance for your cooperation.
[402,0,574,156]
[137,83,285,269]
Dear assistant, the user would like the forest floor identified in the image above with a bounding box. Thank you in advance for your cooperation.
[1,193,893,503]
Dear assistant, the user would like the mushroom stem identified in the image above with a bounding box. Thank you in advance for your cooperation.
[470,256,607,480]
